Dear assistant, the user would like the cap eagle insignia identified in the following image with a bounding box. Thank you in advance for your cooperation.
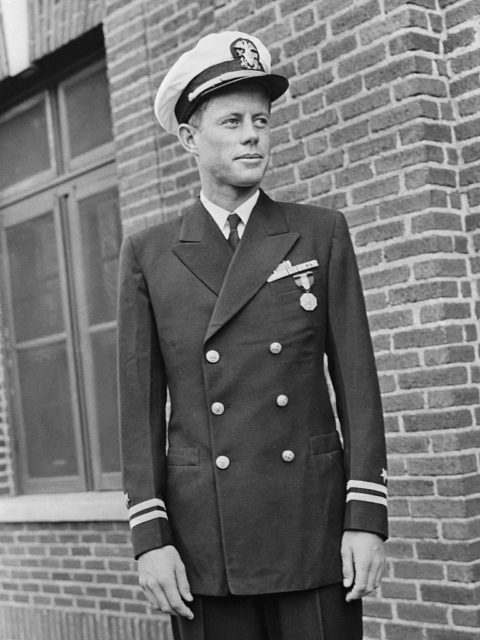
[230,38,264,71]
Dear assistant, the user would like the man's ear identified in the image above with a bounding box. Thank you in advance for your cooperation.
[178,123,199,156]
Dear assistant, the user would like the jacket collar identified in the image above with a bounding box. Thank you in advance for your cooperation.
[173,190,299,342]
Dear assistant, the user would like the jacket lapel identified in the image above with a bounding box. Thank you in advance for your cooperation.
[172,199,232,295]
[205,191,299,343]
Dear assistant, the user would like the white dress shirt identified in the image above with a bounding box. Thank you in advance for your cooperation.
[199,190,260,240]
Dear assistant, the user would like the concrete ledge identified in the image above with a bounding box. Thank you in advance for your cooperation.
[0,491,127,522]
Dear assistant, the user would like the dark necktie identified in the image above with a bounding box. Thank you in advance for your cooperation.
[227,213,241,251]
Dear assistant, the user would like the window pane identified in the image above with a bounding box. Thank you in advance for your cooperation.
[0,99,51,189]
[6,213,64,342]
[17,342,78,478]
[64,67,113,158]
[78,187,121,325]
[91,329,120,473]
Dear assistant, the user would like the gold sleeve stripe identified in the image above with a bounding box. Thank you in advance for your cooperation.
[128,498,166,518]
[346,493,387,507]
[347,480,387,496]
[129,510,168,529]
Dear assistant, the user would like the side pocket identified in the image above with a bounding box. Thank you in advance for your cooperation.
[309,431,342,455]
[166,447,199,466]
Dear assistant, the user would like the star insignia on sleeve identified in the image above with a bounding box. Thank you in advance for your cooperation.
[380,468,388,484]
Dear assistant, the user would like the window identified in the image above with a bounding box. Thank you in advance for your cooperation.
[0,60,121,493]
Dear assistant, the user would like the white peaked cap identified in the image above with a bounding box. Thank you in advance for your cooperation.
[154,31,289,135]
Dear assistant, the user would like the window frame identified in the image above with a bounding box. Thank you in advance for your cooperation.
[0,57,121,494]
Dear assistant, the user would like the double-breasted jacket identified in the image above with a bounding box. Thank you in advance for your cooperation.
[118,190,388,596]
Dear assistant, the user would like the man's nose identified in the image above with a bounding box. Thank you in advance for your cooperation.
[241,119,260,143]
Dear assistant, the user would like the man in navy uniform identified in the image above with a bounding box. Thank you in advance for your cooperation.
[118,31,388,640]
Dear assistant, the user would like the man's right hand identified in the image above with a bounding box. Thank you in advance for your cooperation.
[138,545,194,619]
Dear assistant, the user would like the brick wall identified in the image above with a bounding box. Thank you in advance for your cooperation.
[0,0,478,639]
[0,522,171,639]
[104,1,480,638]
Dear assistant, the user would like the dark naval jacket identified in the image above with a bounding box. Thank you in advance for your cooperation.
[118,190,388,597]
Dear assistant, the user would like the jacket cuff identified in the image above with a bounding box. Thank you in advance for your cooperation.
[127,497,174,559]
[344,498,388,541]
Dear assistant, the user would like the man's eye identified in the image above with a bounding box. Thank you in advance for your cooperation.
[223,118,239,126]
[255,117,269,127]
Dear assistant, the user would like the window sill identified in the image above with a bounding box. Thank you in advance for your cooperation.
[0,491,127,522]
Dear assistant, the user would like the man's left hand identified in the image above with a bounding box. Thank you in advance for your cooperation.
[341,531,386,602]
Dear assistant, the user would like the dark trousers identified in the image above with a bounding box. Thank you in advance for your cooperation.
[171,583,363,640]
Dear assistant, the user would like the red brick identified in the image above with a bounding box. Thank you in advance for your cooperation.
[390,31,440,55]
[325,77,362,105]
[357,248,383,269]
[383,623,424,640]
[394,560,444,580]
[442,518,480,541]
[452,608,480,629]
[348,132,397,163]
[450,72,480,98]
[284,25,327,56]
[341,87,391,120]
[412,499,470,519]
[309,175,332,196]
[428,387,479,409]
[421,584,477,606]
[298,151,344,179]
[406,166,457,189]
[431,428,480,454]
[451,49,480,75]
[331,120,369,147]
[398,602,448,624]
[369,310,413,330]
[394,76,447,100]
[412,211,462,232]
[447,561,480,584]
[289,69,334,98]
[372,100,439,134]
[279,0,316,16]
[364,291,388,311]
[400,121,453,144]
[331,0,381,35]
[385,235,454,262]
[321,34,357,63]
[365,56,433,90]
[352,176,400,204]
[414,258,467,279]
[389,281,458,306]
[292,110,338,138]
[404,409,473,432]
[408,453,477,476]
[381,580,417,600]
[375,145,444,174]
[363,599,393,619]
[382,391,424,412]
[424,345,475,365]
[390,519,438,539]
[296,51,319,75]
[338,43,386,77]
[393,325,463,349]
[362,265,410,290]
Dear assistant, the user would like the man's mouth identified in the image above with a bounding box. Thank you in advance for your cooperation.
[236,154,263,160]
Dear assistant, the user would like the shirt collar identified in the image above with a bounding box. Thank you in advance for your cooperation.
[199,190,260,232]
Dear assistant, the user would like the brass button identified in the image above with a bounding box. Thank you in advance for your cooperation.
[282,450,295,463]
[276,394,289,407]
[211,402,225,415]
[216,456,230,470]
[269,342,282,354]
[206,350,220,363]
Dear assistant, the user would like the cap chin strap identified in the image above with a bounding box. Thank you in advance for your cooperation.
[188,70,267,102]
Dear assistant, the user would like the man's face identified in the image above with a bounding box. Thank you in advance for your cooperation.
[189,83,272,194]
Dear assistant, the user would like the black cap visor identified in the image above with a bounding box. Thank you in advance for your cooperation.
[175,62,289,126]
